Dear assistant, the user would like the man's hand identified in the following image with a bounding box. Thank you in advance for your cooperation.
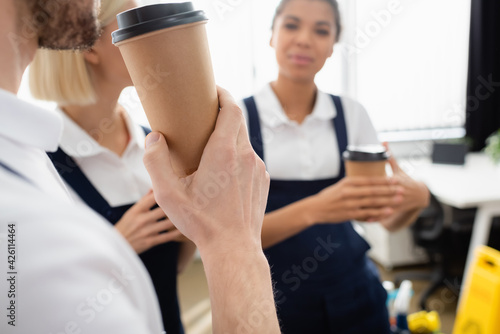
[143,87,269,254]
[143,87,279,334]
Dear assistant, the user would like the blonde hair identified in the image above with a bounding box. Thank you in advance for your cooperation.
[29,0,130,106]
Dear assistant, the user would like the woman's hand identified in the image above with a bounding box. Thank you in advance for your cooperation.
[115,190,182,254]
[383,142,430,213]
[388,164,430,213]
[308,176,404,224]
[377,142,430,231]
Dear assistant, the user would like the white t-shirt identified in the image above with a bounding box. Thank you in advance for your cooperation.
[57,108,151,207]
[0,89,164,334]
[239,84,380,180]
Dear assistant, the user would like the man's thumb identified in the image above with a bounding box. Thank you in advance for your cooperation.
[143,132,178,198]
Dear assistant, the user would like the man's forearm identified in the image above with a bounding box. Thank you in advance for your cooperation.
[200,249,281,334]
[177,240,197,274]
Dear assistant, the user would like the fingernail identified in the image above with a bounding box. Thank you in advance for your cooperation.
[145,132,160,149]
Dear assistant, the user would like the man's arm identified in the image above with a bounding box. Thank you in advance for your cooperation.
[202,250,277,334]
[143,87,280,334]
[177,240,196,274]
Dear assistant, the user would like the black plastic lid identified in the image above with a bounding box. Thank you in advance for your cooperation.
[112,2,207,44]
[343,145,389,161]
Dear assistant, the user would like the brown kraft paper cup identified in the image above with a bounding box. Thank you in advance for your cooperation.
[113,4,218,176]
[343,145,389,177]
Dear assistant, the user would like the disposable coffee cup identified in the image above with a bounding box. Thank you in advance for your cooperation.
[343,145,389,177]
[112,2,218,176]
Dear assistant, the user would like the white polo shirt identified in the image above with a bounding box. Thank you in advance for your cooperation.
[0,89,164,334]
[239,84,379,180]
[57,108,151,207]
[0,90,70,201]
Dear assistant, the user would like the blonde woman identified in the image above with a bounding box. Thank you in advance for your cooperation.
[29,1,194,333]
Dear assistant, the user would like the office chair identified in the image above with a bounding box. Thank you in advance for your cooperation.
[395,194,498,311]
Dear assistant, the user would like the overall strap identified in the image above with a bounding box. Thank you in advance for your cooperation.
[330,95,348,177]
[245,94,349,170]
[46,125,151,223]
[0,161,32,185]
[47,148,111,217]
[141,125,151,136]
[243,96,264,161]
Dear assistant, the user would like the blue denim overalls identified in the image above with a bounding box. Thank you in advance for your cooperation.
[244,95,391,334]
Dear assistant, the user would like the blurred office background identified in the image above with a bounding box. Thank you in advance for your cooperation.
[19,0,471,137]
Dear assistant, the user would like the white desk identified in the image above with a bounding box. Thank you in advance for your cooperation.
[412,153,500,289]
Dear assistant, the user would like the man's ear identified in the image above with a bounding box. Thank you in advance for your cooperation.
[83,48,100,65]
